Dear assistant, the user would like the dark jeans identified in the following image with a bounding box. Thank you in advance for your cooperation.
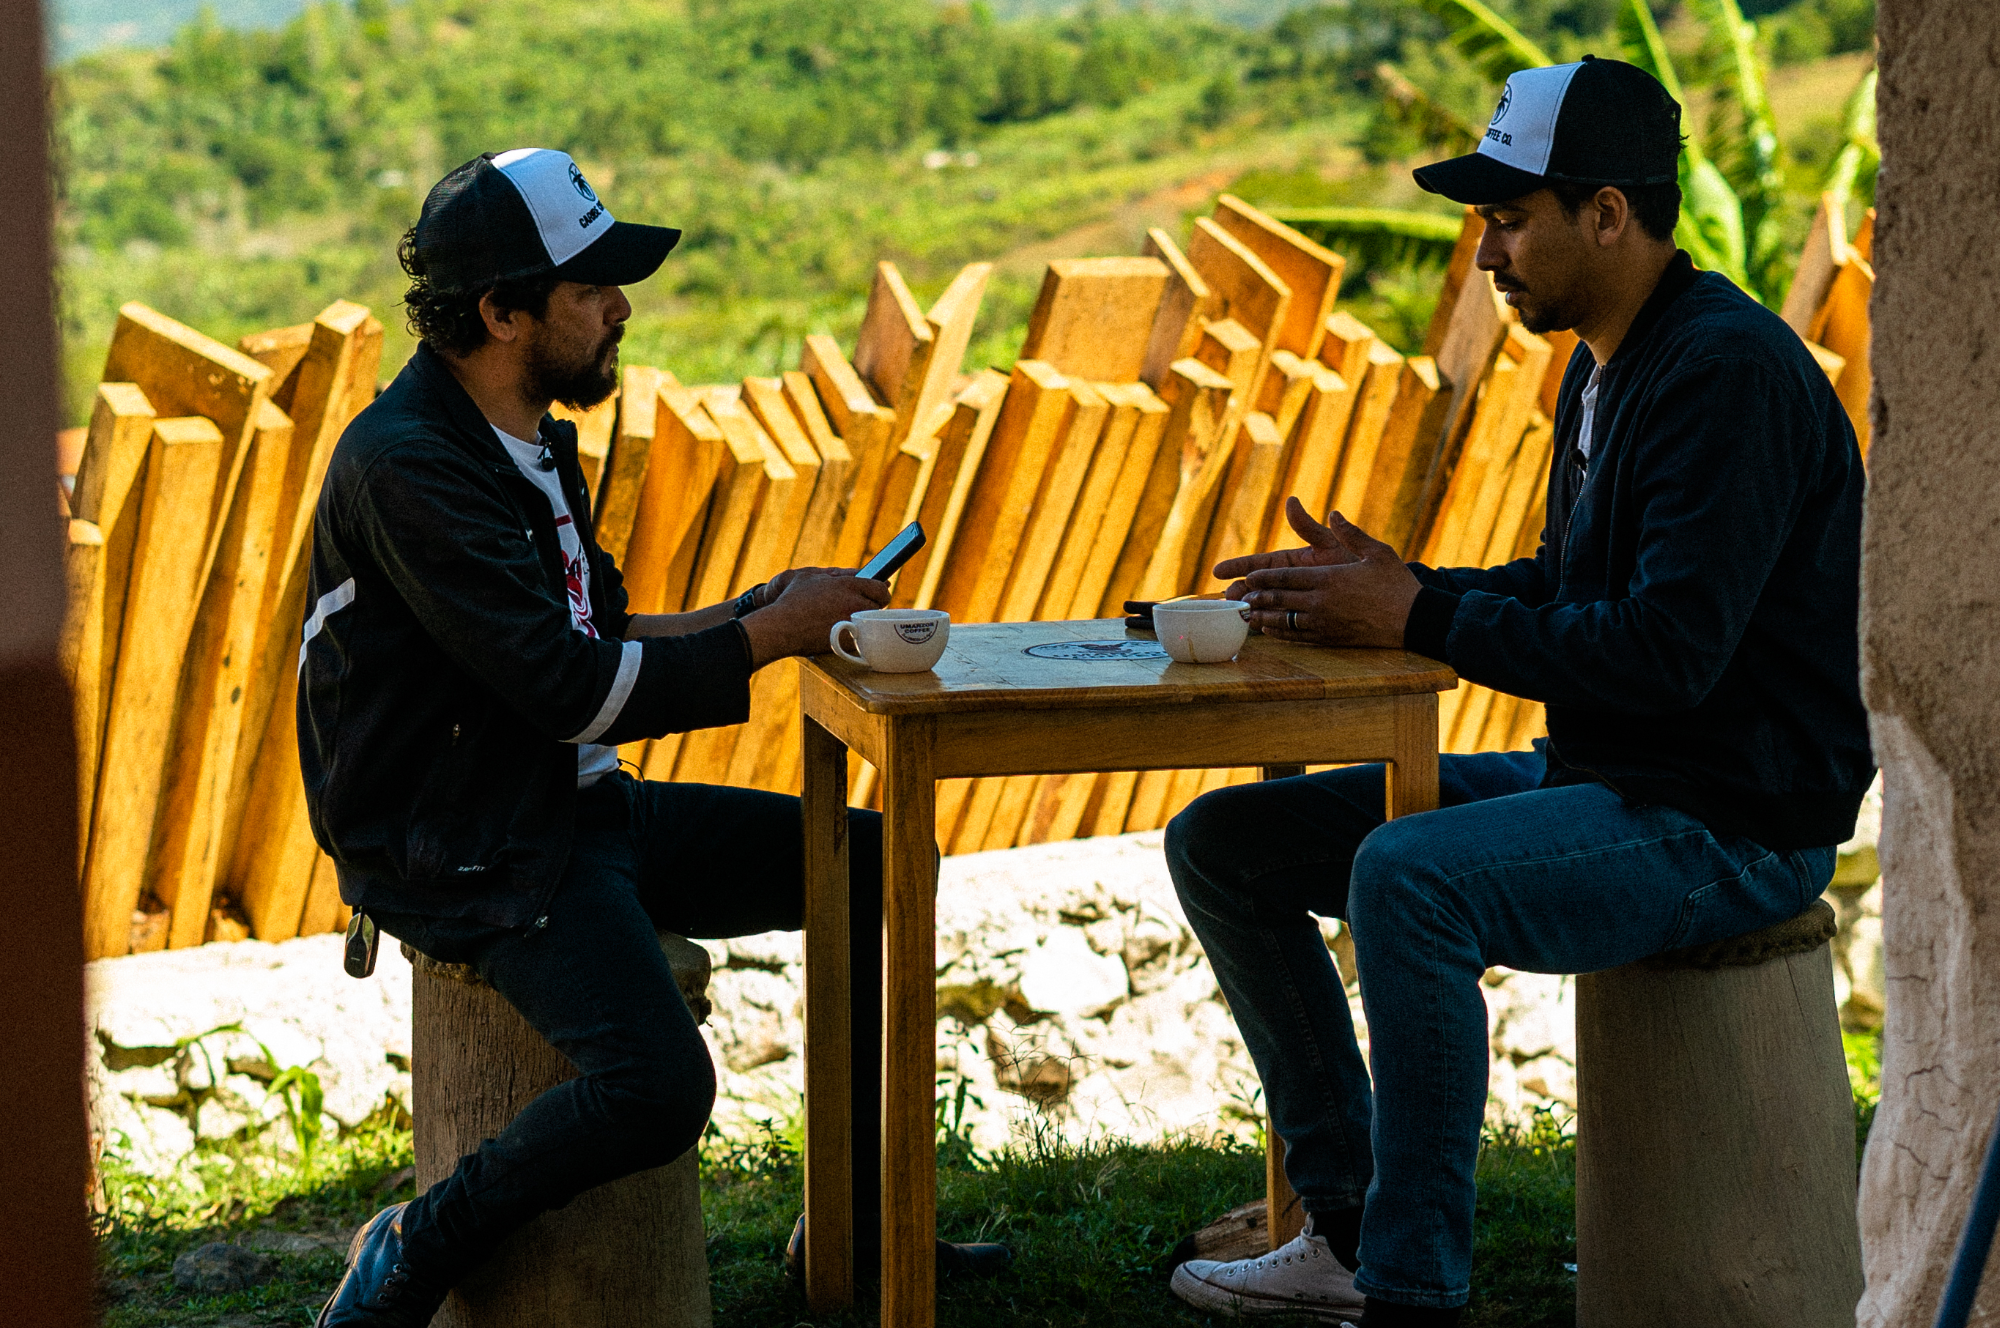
[372,772,884,1286]
[1165,746,1835,1308]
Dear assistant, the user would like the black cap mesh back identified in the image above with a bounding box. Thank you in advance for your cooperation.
[412,153,552,295]
[1547,56,1684,186]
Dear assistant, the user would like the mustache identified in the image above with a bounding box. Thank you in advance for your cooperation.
[1492,275,1526,294]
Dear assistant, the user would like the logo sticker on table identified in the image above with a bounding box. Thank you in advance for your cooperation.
[1024,640,1169,661]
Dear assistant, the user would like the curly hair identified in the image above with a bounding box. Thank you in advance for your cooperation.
[398,226,562,357]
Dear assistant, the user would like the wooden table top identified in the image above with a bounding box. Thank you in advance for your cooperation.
[803,618,1457,716]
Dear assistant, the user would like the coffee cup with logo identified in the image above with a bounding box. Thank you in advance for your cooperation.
[829,608,951,673]
[1152,600,1251,664]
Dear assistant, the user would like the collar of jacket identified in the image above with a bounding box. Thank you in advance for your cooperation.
[408,341,580,477]
[1607,248,1699,368]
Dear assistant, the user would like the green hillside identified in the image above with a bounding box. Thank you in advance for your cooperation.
[51,0,1875,424]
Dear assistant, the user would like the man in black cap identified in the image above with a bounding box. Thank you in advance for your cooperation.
[1165,60,1871,1324]
[304,150,1004,1326]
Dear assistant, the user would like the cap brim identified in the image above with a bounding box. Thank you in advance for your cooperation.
[552,220,682,287]
[1413,151,1549,206]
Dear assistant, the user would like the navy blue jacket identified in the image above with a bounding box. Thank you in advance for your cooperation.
[1403,252,1872,849]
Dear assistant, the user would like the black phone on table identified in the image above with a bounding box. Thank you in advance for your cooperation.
[857,520,926,582]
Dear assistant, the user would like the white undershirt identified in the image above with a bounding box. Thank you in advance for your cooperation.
[494,425,621,788]
[1577,362,1605,461]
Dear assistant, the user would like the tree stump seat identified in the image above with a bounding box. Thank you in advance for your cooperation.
[407,933,715,1328]
[1575,898,1865,1327]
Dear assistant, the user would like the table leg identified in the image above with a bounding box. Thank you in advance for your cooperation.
[1387,693,1441,818]
[880,717,938,1328]
[1259,765,1309,1250]
[801,715,853,1310]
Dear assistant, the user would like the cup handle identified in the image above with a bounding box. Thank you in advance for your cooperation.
[830,621,868,666]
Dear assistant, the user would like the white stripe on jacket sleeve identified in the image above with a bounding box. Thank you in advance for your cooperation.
[298,578,357,674]
[566,638,642,744]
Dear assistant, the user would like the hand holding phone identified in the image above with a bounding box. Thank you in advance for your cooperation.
[858,521,926,582]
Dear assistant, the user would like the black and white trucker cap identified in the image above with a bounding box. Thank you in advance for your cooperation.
[1413,55,1682,206]
[411,148,681,294]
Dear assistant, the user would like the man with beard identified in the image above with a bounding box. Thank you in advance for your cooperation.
[303,150,1006,1327]
[1163,59,1871,1326]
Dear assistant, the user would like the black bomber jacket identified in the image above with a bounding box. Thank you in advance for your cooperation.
[297,343,752,927]
[1402,252,1874,849]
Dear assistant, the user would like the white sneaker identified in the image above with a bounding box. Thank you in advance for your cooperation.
[1169,1227,1366,1321]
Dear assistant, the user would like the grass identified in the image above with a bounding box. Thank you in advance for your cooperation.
[91,1029,1883,1325]
[93,1104,1577,1327]
[96,1112,417,1327]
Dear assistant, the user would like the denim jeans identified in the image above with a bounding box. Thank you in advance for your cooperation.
[1164,745,1835,1309]
[371,771,885,1286]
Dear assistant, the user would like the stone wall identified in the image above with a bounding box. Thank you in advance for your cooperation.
[1857,7,2000,1323]
[90,815,1889,1176]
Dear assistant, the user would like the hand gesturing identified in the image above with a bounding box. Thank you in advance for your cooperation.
[1218,498,1420,649]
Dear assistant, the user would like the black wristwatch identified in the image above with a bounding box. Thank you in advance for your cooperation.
[733,583,768,618]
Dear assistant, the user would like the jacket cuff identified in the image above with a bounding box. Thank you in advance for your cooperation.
[1403,585,1460,662]
[604,621,754,744]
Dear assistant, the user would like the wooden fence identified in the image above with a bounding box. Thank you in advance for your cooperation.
[58,193,1871,958]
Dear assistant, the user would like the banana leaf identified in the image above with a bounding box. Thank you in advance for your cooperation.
[1823,67,1879,213]
[1269,207,1467,275]
[1408,0,1552,87]
[1617,0,1749,287]
[1375,61,1482,158]
[1684,0,1788,301]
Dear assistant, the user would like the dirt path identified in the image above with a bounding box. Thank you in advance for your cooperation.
[992,165,1239,277]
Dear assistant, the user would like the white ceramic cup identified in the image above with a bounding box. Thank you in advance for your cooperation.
[1152,600,1251,664]
[829,608,951,673]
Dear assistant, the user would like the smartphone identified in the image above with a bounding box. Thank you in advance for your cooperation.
[857,521,926,582]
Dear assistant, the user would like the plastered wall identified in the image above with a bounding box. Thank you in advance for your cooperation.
[1856,4,2000,1323]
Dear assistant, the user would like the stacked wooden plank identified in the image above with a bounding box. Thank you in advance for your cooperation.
[64,300,382,959]
[1780,192,1875,457]
[70,191,1876,952]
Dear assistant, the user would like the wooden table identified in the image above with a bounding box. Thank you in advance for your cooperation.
[797,619,1457,1325]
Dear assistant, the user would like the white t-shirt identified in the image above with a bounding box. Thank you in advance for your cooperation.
[494,425,621,788]
[1577,362,1605,461]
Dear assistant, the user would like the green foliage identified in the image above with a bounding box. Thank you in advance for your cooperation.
[1411,0,1553,83]
[1469,1109,1576,1328]
[53,0,1231,254]
[98,1079,1580,1328]
[1762,0,1877,65]
[1387,0,1876,307]
[1274,206,1466,267]
[1847,1026,1881,1166]
[1822,66,1880,212]
[96,1109,415,1327]
[1683,0,1790,300]
[266,1065,328,1172]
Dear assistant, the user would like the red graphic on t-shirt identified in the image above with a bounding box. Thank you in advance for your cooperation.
[554,514,597,638]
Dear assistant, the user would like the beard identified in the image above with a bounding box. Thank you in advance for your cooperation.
[525,322,622,410]
[1496,273,1581,336]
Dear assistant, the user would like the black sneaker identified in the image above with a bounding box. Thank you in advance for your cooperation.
[316,1203,447,1327]
[783,1214,1014,1282]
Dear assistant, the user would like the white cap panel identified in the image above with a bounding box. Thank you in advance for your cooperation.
[1476,62,1582,177]
[492,148,616,267]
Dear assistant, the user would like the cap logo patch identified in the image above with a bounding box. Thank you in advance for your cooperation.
[1473,61,1581,179]
[491,147,619,268]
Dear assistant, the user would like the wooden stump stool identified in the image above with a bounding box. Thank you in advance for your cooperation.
[409,934,715,1328]
[1575,899,1863,1327]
